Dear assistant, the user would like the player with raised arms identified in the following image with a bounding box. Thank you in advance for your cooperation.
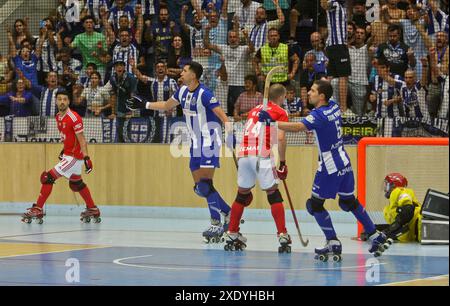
[259,80,392,260]
[224,84,291,253]
[126,61,233,243]
[22,90,99,224]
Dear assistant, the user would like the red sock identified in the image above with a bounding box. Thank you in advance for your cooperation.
[271,202,287,234]
[78,185,96,209]
[229,202,245,233]
[36,184,53,209]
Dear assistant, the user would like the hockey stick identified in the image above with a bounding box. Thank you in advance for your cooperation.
[71,191,81,211]
[256,66,285,172]
[282,179,309,247]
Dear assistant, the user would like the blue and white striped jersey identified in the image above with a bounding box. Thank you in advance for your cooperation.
[301,100,351,175]
[395,80,426,118]
[171,84,222,151]
[372,74,405,118]
[325,0,348,46]
[427,8,449,35]
[112,44,139,75]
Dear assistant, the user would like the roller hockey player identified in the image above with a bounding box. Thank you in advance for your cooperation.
[259,80,391,260]
[225,84,291,253]
[22,90,99,224]
[126,62,232,243]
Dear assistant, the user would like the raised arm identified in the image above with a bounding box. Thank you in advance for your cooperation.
[6,25,17,58]
[135,4,144,45]
[35,29,46,58]
[203,25,223,55]
[180,5,190,33]
[273,0,285,25]
[222,0,229,17]
[191,0,204,21]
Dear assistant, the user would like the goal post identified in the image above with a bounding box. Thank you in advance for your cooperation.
[357,137,449,238]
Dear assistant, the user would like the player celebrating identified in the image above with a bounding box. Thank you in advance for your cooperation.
[22,90,99,224]
[126,61,232,243]
[224,84,291,253]
[259,80,391,260]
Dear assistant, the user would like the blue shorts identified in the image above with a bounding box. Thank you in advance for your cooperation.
[312,165,355,200]
[189,156,220,172]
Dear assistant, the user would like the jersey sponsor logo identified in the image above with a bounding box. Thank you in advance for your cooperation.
[305,115,315,124]
[337,165,353,176]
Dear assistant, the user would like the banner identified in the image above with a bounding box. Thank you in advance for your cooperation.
[0,116,448,145]
[342,116,378,145]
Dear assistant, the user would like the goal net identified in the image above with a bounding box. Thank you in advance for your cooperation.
[357,137,449,237]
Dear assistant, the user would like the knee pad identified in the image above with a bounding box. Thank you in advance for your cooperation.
[306,197,325,216]
[194,179,216,198]
[235,192,253,207]
[69,180,86,192]
[338,196,359,212]
[40,171,56,185]
[267,189,283,205]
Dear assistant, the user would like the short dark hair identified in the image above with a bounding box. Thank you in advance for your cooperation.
[86,62,98,70]
[268,27,279,35]
[81,15,95,24]
[387,24,401,33]
[314,80,333,101]
[244,74,258,85]
[90,71,102,82]
[187,61,203,80]
[56,89,70,99]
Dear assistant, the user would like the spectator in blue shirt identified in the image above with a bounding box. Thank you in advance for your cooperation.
[0,79,33,117]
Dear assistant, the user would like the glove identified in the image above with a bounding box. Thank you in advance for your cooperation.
[126,95,146,111]
[226,133,236,150]
[84,156,93,174]
[258,110,275,125]
[277,161,288,180]
[58,149,64,161]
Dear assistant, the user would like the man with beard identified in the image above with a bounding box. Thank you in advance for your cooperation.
[21,90,99,224]
[249,0,285,51]
[152,5,181,62]
[204,26,255,115]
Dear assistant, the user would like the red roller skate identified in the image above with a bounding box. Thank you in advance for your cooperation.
[80,207,101,223]
[22,204,44,224]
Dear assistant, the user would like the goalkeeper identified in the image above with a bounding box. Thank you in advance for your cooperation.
[362,173,422,243]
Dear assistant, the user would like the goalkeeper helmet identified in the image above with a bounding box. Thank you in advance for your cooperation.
[384,173,408,199]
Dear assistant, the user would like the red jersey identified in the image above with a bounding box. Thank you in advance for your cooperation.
[238,102,288,158]
[56,109,84,160]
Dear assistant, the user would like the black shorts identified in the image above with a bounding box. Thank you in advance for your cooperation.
[326,45,352,78]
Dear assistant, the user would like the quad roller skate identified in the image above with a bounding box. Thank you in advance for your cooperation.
[80,207,101,223]
[224,232,247,251]
[278,233,292,253]
[21,204,44,224]
[202,219,225,244]
[314,239,342,262]
[368,231,391,257]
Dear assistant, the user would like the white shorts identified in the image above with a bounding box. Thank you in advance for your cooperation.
[237,156,278,190]
[54,155,83,179]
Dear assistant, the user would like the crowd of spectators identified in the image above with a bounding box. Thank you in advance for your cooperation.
[0,0,448,127]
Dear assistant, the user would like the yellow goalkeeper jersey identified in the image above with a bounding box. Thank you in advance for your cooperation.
[383,187,422,242]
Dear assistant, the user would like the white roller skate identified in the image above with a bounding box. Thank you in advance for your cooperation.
[314,239,342,262]
[368,231,391,257]
[80,207,101,223]
[21,204,44,224]
[224,232,247,251]
[202,219,225,244]
[278,233,292,253]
